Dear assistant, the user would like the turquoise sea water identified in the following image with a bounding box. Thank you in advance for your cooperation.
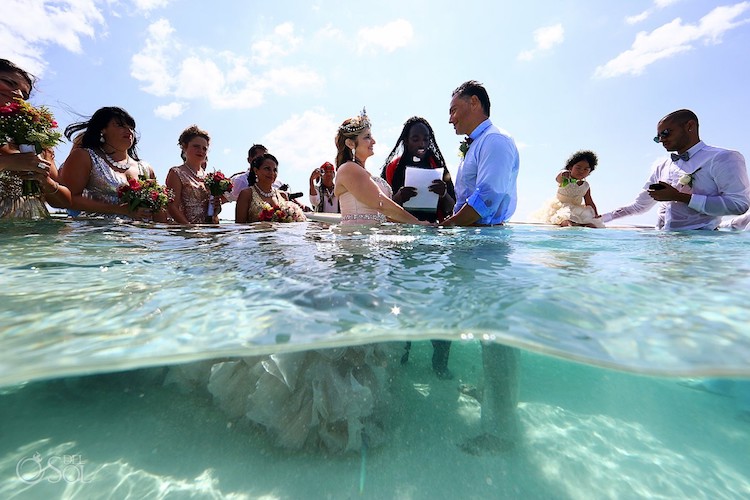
[1,219,749,498]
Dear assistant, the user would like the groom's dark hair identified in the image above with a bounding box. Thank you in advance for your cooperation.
[452,80,491,117]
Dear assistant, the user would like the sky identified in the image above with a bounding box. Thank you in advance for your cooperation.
[2,0,750,225]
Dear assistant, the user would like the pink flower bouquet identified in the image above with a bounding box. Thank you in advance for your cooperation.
[117,175,174,213]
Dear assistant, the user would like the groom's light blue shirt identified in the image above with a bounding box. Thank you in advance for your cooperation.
[454,119,519,225]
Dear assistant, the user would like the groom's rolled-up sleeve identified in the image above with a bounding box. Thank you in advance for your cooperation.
[466,135,517,219]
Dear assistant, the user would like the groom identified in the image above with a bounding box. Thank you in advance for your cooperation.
[443,80,521,453]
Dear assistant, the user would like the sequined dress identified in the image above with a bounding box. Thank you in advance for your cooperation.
[530,180,604,227]
[169,165,210,224]
[245,186,306,223]
[80,149,150,218]
[339,176,391,224]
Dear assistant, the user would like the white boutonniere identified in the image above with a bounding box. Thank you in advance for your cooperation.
[678,167,702,188]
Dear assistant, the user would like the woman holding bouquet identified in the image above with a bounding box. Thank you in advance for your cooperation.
[235,153,306,223]
[165,125,221,224]
[60,106,167,221]
[0,58,71,217]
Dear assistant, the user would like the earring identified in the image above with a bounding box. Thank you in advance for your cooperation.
[99,133,105,144]
[351,148,356,161]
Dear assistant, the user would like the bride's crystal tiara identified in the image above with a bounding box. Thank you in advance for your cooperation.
[339,108,370,135]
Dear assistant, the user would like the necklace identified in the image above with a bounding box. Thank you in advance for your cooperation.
[254,184,274,198]
[321,184,335,205]
[182,163,205,181]
[100,148,132,172]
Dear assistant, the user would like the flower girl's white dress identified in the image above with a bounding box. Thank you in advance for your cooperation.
[531,180,604,227]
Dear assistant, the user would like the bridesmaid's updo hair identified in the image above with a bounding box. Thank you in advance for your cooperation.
[564,150,598,172]
[248,153,279,186]
[178,125,210,148]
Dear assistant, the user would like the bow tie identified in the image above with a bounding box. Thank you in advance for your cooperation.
[465,136,473,145]
[671,152,690,162]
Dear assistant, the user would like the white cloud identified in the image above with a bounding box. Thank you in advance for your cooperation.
[133,0,171,12]
[263,108,340,189]
[251,22,301,65]
[627,0,682,25]
[131,20,323,111]
[130,18,177,96]
[357,19,413,55]
[518,24,565,61]
[154,101,186,120]
[0,0,105,75]
[596,2,750,78]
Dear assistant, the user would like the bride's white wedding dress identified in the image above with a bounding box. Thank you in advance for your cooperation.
[166,344,399,453]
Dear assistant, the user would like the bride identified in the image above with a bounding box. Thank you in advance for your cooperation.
[334,109,429,226]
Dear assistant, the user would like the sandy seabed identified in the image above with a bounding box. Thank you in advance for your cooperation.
[1,341,749,500]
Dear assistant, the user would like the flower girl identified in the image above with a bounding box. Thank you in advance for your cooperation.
[531,150,604,227]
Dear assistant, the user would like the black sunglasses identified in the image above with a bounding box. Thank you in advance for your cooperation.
[653,129,671,143]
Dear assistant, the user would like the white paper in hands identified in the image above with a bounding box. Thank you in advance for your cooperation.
[402,167,441,210]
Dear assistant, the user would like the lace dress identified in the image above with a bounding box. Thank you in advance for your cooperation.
[0,171,48,219]
[531,180,604,227]
[339,176,391,225]
[165,345,399,453]
[169,165,210,224]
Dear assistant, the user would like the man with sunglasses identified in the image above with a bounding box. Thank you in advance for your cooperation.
[601,109,750,230]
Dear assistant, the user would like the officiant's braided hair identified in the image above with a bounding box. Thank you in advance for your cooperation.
[380,117,448,192]
[564,150,598,172]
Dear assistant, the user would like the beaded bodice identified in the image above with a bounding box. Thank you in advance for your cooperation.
[339,176,391,224]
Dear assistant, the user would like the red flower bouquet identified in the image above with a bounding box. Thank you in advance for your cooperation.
[117,175,174,213]
[204,170,233,218]
[204,170,233,196]
[0,98,63,195]
[258,201,307,222]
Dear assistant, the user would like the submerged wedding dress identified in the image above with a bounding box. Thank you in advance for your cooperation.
[166,345,399,453]
[531,180,604,227]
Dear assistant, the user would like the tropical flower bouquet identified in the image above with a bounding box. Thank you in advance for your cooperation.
[117,175,174,213]
[258,200,307,222]
[204,170,232,217]
[0,98,63,195]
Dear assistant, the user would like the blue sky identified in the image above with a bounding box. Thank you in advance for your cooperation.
[3,0,749,225]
